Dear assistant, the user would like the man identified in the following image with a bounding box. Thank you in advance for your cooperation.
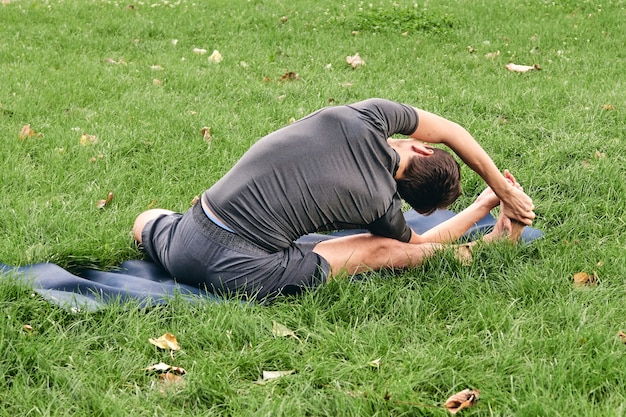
[133,99,535,300]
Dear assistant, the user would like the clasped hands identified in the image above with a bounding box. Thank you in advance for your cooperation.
[475,170,535,234]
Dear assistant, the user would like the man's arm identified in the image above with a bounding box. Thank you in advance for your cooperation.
[408,186,499,244]
[410,108,535,225]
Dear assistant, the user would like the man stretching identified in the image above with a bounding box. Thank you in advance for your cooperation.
[133,99,535,300]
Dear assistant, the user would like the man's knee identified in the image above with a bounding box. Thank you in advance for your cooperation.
[132,209,174,243]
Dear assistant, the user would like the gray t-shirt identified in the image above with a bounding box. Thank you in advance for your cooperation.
[204,98,419,252]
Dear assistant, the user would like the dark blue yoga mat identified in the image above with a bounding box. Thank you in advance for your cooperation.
[0,210,542,311]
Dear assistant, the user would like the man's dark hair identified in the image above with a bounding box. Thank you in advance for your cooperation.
[396,148,462,215]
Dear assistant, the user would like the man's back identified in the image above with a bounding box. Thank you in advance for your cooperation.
[204,99,418,251]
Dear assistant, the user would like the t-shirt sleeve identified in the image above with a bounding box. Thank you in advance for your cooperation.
[347,98,419,138]
[366,196,412,242]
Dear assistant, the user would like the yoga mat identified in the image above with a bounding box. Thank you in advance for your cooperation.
[0,210,542,311]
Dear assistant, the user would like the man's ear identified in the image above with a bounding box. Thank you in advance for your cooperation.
[413,144,434,156]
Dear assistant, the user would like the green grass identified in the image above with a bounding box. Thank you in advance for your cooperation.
[1,0,626,415]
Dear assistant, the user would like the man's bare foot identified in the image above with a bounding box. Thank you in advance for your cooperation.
[507,218,525,242]
[483,212,525,243]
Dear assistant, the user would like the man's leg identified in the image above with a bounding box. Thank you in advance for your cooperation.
[313,211,525,280]
[313,234,444,279]
[132,209,175,244]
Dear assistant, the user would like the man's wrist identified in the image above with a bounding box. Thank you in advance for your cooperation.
[470,199,496,215]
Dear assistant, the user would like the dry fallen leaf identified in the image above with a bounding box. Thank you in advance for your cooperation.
[454,244,473,266]
[146,364,187,394]
[601,104,615,111]
[96,191,114,209]
[208,50,223,63]
[145,362,187,375]
[150,65,164,71]
[485,50,500,59]
[618,331,626,343]
[505,63,541,73]
[193,47,207,55]
[201,126,212,143]
[80,133,98,146]
[18,124,42,140]
[280,71,300,81]
[367,358,381,369]
[23,324,33,332]
[346,53,365,69]
[149,333,181,351]
[573,271,598,287]
[255,370,295,384]
[444,389,480,414]
[272,320,299,340]
[594,150,606,159]
[190,195,200,206]
[104,58,126,65]
[159,372,185,384]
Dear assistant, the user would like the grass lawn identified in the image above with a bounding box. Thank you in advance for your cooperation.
[1,0,625,415]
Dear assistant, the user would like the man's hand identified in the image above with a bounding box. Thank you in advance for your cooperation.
[474,186,500,210]
[498,170,535,225]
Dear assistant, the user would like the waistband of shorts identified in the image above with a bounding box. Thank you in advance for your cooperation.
[192,201,271,255]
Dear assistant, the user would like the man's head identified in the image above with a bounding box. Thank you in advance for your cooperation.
[396,146,461,215]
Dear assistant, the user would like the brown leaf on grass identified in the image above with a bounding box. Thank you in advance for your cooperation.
[96,191,114,209]
[146,365,187,394]
[454,244,473,266]
[18,124,42,140]
[505,63,541,73]
[192,47,207,55]
[280,71,300,81]
[601,104,615,111]
[444,389,480,414]
[145,362,187,375]
[104,57,126,65]
[346,53,365,69]
[573,271,598,287]
[484,50,500,59]
[208,50,223,63]
[618,331,626,343]
[190,195,200,206]
[159,372,185,384]
[201,126,212,143]
[80,133,98,146]
[23,324,33,332]
[594,150,606,160]
[466,46,477,53]
[149,333,181,351]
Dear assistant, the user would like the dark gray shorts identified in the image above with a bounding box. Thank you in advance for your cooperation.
[141,202,330,300]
